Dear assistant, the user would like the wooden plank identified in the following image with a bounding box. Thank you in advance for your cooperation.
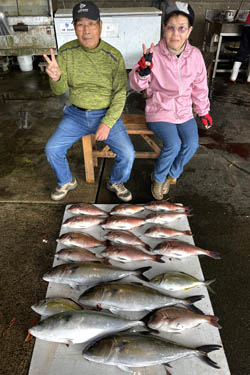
[141,134,161,154]
[82,135,95,183]
[28,204,231,375]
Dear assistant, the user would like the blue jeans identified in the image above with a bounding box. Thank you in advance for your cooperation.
[147,118,199,184]
[45,105,135,186]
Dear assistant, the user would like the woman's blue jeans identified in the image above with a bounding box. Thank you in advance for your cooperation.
[147,118,199,184]
[45,105,135,186]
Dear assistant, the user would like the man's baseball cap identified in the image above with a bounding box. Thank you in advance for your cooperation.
[164,1,195,26]
[72,1,100,22]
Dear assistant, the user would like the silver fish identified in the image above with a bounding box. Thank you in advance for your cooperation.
[101,215,145,231]
[145,225,192,238]
[67,203,108,216]
[29,310,146,345]
[43,262,151,288]
[62,214,105,229]
[145,211,191,224]
[104,230,151,251]
[56,247,104,263]
[153,240,221,259]
[145,200,189,212]
[110,204,144,216]
[100,244,164,264]
[31,297,82,316]
[147,306,221,333]
[57,232,106,248]
[82,333,221,371]
[78,282,204,314]
[148,271,216,292]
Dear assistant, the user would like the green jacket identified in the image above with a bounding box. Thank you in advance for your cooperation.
[50,39,127,128]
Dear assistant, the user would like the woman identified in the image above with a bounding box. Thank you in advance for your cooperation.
[230,11,250,82]
[129,1,212,200]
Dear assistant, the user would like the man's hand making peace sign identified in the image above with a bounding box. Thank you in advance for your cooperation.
[136,43,154,77]
[43,48,62,82]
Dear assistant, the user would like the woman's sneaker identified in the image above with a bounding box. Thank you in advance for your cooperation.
[106,182,132,202]
[51,178,78,201]
[162,176,177,195]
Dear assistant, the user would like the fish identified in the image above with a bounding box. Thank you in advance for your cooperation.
[145,200,190,212]
[78,282,204,314]
[31,297,82,316]
[101,215,145,231]
[153,240,221,259]
[147,306,221,333]
[99,244,164,264]
[110,203,144,216]
[67,203,108,216]
[56,247,104,263]
[144,225,192,239]
[104,230,151,251]
[57,232,106,248]
[43,262,151,289]
[148,271,216,292]
[145,211,191,224]
[28,310,147,345]
[62,214,105,229]
[82,333,221,371]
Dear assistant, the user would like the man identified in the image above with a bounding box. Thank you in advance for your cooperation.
[43,1,135,202]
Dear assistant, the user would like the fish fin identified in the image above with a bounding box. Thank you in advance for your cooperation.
[185,294,204,305]
[208,315,221,328]
[196,344,222,369]
[96,303,102,310]
[69,282,80,290]
[163,364,173,375]
[143,243,152,251]
[117,365,133,373]
[109,307,122,314]
[204,278,216,294]
[155,255,165,263]
[102,258,111,265]
[187,304,205,315]
[205,250,221,259]
[135,266,152,273]
[184,230,192,235]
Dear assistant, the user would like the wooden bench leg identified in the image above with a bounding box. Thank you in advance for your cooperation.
[82,135,95,183]
[91,134,98,167]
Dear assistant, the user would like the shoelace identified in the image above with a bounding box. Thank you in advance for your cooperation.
[114,183,126,193]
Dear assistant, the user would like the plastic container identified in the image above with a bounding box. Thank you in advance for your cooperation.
[17,55,33,72]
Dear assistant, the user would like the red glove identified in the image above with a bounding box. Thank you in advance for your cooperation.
[200,113,212,129]
[136,52,153,77]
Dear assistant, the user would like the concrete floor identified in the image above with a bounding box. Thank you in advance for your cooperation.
[0,64,250,375]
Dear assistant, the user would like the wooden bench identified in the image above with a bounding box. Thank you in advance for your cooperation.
[82,113,160,183]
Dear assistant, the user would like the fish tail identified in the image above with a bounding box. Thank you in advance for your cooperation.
[206,250,221,259]
[135,266,152,282]
[155,255,165,263]
[196,345,221,368]
[205,278,216,294]
[208,315,221,329]
[185,295,204,306]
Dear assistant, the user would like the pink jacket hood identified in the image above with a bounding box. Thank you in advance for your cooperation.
[129,40,210,124]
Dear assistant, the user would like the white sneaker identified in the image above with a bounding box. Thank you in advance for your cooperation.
[51,178,78,201]
[106,182,132,202]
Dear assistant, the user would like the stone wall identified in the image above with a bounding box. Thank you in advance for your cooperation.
[56,0,250,47]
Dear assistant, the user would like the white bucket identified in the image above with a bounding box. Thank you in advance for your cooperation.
[17,55,33,72]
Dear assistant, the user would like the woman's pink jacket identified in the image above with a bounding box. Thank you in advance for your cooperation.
[129,40,210,124]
